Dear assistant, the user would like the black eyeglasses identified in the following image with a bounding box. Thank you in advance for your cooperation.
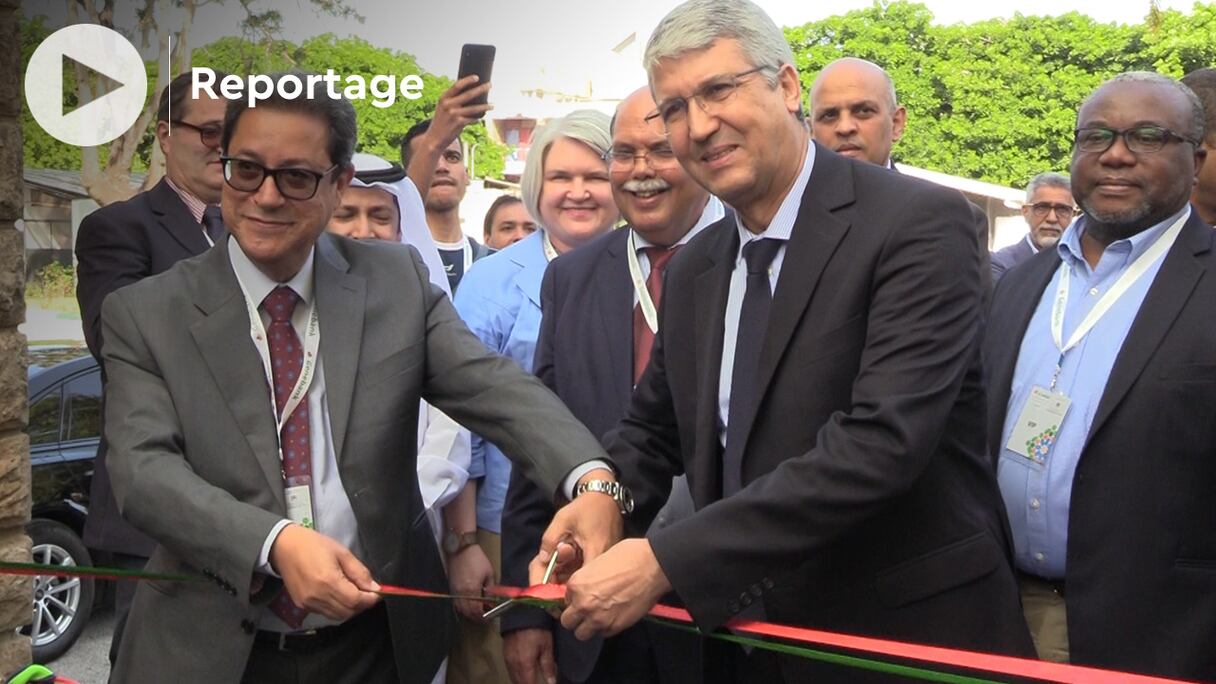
[1027,202,1079,219]
[171,120,223,148]
[1073,125,1200,155]
[646,65,776,130]
[603,144,680,171]
[221,157,338,201]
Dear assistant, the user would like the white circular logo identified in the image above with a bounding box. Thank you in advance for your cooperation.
[24,24,148,147]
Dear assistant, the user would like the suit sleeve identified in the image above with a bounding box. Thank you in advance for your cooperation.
[76,207,151,363]
[101,290,283,605]
[640,191,984,632]
[416,251,611,500]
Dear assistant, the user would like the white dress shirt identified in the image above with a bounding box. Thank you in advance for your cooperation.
[229,240,360,631]
[717,141,816,444]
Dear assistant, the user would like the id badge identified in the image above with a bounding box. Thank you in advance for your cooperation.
[1006,386,1071,464]
[285,480,315,530]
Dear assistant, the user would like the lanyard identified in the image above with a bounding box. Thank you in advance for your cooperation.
[542,231,559,262]
[1047,209,1187,389]
[626,231,660,334]
[241,290,321,444]
[462,240,473,272]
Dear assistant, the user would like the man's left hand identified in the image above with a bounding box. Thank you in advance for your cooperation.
[559,538,671,640]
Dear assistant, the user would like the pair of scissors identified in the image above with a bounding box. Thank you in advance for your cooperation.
[481,549,560,620]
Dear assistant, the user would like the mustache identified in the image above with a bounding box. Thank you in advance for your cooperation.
[621,178,672,193]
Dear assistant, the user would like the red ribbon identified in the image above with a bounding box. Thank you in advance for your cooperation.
[379,582,1192,683]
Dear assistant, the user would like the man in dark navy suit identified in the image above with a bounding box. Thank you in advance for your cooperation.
[499,87,721,684]
[991,172,1077,282]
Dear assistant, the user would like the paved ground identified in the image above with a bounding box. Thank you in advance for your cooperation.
[41,605,114,684]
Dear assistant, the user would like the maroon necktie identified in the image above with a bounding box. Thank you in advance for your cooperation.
[262,286,312,629]
[633,246,679,385]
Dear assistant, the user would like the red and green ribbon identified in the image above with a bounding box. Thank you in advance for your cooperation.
[1,561,1190,683]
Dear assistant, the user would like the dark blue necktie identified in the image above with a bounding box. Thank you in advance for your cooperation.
[722,238,783,497]
[202,205,226,245]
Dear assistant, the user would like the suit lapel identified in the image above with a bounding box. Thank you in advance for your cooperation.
[314,234,366,462]
[596,230,634,409]
[148,179,210,255]
[1086,213,1211,443]
[188,245,285,511]
[691,221,737,502]
[744,151,854,444]
[514,237,548,309]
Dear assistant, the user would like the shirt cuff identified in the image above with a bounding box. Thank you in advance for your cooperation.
[561,460,614,500]
[258,519,294,576]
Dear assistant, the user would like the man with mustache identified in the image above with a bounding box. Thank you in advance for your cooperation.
[74,69,230,664]
[985,72,1214,680]
[809,57,905,168]
[499,86,719,684]
[991,172,1078,281]
[538,1,1033,680]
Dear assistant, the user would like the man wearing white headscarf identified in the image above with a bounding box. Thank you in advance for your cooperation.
[328,155,488,684]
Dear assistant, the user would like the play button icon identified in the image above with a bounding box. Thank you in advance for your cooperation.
[25,24,148,147]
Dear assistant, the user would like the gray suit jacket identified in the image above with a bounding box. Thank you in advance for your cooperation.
[101,232,608,684]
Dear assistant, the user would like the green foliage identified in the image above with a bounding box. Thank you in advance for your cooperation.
[20,13,79,171]
[26,262,75,300]
[787,1,1216,188]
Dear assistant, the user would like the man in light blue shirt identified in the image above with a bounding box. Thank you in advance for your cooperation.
[985,72,1215,679]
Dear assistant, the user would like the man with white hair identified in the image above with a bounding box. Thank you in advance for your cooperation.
[990,172,1077,281]
[537,1,1034,680]
[809,57,906,168]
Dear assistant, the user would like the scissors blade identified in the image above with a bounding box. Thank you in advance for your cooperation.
[541,549,560,585]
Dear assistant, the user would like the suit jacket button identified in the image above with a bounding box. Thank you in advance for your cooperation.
[762,577,774,589]
[728,600,740,613]
[240,619,255,634]
[739,594,752,607]
[749,584,763,597]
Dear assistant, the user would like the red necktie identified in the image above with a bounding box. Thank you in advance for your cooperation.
[262,286,312,629]
[633,246,679,385]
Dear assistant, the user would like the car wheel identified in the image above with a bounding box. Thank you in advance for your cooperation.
[22,519,94,663]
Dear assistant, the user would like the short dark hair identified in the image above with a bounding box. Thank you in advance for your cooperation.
[1182,68,1216,144]
[220,71,357,168]
[157,70,230,123]
[483,194,523,238]
[399,119,432,168]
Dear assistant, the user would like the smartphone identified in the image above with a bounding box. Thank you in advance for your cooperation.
[457,44,496,106]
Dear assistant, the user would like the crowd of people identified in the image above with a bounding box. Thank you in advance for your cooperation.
[69,0,1216,682]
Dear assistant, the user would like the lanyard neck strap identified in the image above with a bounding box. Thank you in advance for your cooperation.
[241,290,321,440]
[542,232,559,262]
[1051,209,1188,357]
[627,230,660,334]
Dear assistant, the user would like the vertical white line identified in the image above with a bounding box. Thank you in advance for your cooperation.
[167,33,172,135]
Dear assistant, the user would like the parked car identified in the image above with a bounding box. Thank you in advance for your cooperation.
[24,346,100,662]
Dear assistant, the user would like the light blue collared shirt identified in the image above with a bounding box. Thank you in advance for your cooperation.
[452,231,550,533]
[997,206,1188,578]
[717,141,816,443]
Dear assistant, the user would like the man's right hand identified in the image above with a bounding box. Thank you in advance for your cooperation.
[430,75,493,148]
[503,627,557,684]
[268,523,381,621]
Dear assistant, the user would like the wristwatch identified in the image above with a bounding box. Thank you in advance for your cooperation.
[442,529,479,555]
[575,479,634,517]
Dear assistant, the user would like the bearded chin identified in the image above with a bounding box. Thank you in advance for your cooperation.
[1079,197,1157,239]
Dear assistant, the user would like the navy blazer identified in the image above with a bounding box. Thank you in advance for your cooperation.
[985,209,1216,680]
[75,178,213,557]
[990,236,1036,283]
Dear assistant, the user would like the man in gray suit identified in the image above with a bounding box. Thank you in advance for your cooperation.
[100,73,625,684]
[990,172,1077,281]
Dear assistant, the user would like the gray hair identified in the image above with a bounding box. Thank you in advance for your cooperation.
[1081,71,1205,143]
[644,0,794,86]
[1024,172,1071,203]
[520,109,613,227]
